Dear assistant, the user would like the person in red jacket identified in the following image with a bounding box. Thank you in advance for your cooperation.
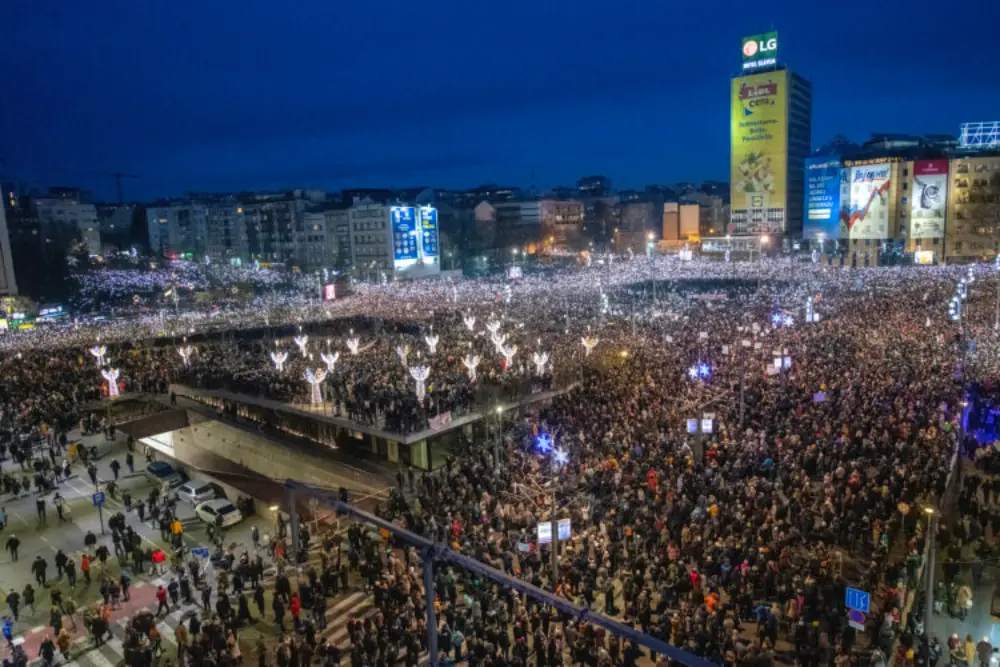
[290,592,301,630]
[155,585,169,616]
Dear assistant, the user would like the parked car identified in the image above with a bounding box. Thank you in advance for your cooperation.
[175,481,216,504]
[145,461,186,488]
[195,499,243,528]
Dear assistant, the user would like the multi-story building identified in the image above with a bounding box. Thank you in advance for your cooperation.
[730,41,812,238]
[347,199,441,280]
[323,205,351,271]
[205,202,248,265]
[299,211,330,271]
[146,201,208,258]
[946,153,1000,262]
[349,198,392,278]
[679,193,730,237]
[577,175,612,197]
[494,199,584,250]
[241,193,309,265]
[0,203,17,296]
[97,204,135,251]
[33,195,101,253]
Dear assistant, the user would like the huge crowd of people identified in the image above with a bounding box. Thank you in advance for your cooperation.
[2,256,997,667]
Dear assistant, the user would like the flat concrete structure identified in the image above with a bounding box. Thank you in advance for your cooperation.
[167,382,575,470]
[169,383,573,445]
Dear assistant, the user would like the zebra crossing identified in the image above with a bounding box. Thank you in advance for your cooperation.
[23,587,391,667]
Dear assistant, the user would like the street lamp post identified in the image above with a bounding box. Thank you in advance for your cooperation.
[994,259,1000,331]
[647,232,656,305]
[739,338,751,428]
[494,405,504,465]
[924,506,938,630]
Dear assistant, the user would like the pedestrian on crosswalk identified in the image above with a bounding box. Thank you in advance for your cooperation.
[253,585,265,618]
[55,628,71,662]
[52,493,65,522]
[200,583,212,612]
[31,555,48,587]
[48,604,61,636]
[62,599,76,631]
[155,584,169,616]
[22,584,35,616]
[35,497,46,526]
[179,573,193,604]
[237,592,253,624]
[80,554,91,584]
[37,634,55,667]
[4,534,18,562]
[272,596,286,632]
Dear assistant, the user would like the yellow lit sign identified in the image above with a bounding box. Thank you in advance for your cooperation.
[730,70,788,235]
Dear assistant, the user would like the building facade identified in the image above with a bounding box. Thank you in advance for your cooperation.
[33,197,101,254]
[146,202,208,258]
[946,154,1000,262]
[730,67,812,238]
[0,204,17,296]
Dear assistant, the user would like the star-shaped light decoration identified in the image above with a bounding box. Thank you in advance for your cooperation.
[687,366,699,380]
[553,448,569,468]
[536,433,553,455]
[697,362,711,378]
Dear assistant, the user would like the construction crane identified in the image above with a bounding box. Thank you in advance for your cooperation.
[106,172,139,204]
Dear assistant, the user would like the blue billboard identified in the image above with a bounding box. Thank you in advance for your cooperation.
[420,207,439,258]
[804,157,843,239]
[391,207,419,262]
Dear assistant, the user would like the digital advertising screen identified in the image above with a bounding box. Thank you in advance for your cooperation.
[391,206,418,262]
[419,207,439,258]
[845,163,892,239]
[322,283,336,301]
[910,160,947,239]
[804,157,843,239]
[730,70,788,235]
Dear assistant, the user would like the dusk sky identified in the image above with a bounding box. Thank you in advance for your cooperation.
[2,0,998,201]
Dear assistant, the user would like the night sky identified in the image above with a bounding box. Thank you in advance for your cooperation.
[2,1,998,201]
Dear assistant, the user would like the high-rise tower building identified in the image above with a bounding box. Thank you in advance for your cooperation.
[729,32,812,239]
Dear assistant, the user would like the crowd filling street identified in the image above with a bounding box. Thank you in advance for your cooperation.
[1,255,999,667]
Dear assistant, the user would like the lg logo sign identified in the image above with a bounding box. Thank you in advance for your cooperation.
[743,36,777,58]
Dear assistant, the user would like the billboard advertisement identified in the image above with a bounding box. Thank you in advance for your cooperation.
[910,160,947,239]
[419,206,439,258]
[391,206,418,263]
[322,283,336,301]
[845,163,892,239]
[731,70,788,235]
[804,157,843,239]
[741,31,778,71]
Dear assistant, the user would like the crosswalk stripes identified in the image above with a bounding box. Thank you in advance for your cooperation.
[25,608,187,667]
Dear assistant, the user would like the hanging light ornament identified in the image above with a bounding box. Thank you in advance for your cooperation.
[409,365,430,402]
[320,351,340,374]
[532,351,550,375]
[101,368,121,398]
[294,335,309,356]
[462,354,479,381]
[270,350,289,372]
[304,368,328,406]
[89,345,107,367]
